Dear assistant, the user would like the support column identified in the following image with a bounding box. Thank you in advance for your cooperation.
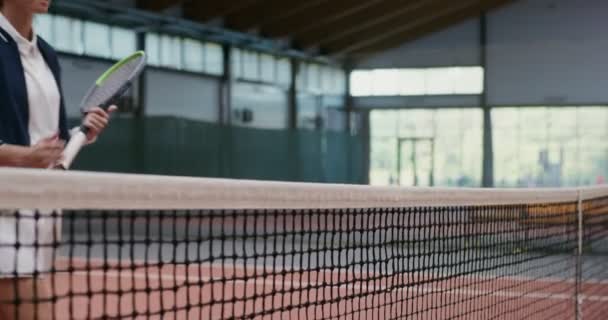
[219,45,234,178]
[344,62,353,134]
[288,59,298,129]
[135,32,147,118]
[480,13,494,188]
[134,32,147,172]
[575,191,583,320]
[220,45,233,125]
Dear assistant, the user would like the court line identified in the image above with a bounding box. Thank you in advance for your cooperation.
[57,256,608,286]
[68,269,608,303]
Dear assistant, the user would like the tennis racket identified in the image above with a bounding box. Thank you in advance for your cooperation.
[57,51,147,170]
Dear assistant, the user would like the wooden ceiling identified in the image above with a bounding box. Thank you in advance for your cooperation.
[136,0,515,57]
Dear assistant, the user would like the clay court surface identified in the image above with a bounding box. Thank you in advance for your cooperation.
[32,257,606,320]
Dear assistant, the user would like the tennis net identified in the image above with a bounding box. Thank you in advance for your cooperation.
[0,168,607,319]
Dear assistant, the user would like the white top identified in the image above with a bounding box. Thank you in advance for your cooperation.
[0,13,60,146]
[0,14,62,276]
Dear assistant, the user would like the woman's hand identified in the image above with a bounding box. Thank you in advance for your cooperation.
[82,105,118,142]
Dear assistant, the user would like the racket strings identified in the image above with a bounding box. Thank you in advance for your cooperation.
[81,56,145,109]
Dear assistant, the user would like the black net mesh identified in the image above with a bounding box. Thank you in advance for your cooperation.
[0,171,607,319]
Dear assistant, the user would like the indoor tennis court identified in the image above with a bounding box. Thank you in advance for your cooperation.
[1,0,607,319]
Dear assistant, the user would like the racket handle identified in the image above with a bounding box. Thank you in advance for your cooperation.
[58,130,88,170]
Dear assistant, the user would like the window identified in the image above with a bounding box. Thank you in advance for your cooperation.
[296,62,307,89]
[334,69,346,95]
[70,20,84,54]
[146,33,224,75]
[307,63,320,91]
[183,38,204,72]
[111,27,136,60]
[350,71,372,96]
[369,109,483,187]
[399,69,425,95]
[145,33,161,66]
[54,16,83,54]
[321,67,333,94]
[84,21,111,58]
[493,107,608,187]
[452,67,484,94]
[315,66,346,95]
[370,69,401,96]
[160,35,182,69]
[350,67,484,96]
[425,68,455,95]
[231,48,242,78]
[260,54,275,83]
[242,50,259,80]
[204,43,223,75]
[34,14,53,43]
[276,58,291,87]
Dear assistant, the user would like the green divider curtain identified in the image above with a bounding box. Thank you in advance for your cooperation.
[70,116,366,184]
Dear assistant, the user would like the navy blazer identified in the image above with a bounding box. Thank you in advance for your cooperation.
[0,26,69,146]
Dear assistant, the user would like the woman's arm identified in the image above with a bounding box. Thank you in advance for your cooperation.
[0,135,64,168]
[0,143,28,166]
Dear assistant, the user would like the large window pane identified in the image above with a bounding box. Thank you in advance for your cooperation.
[370,110,398,137]
[307,63,320,91]
[160,35,182,69]
[242,50,259,80]
[398,109,434,137]
[34,14,53,44]
[111,27,136,60]
[183,38,204,72]
[53,16,72,51]
[369,137,398,186]
[260,54,275,83]
[493,106,608,187]
[370,109,482,187]
[399,69,426,95]
[145,33,161,66]
[425,68,454,95]
[371,69,401,96]
[231,48,242,78]
[84,21,111,58]
[204,43,223,75]
[54,16,83,54]
[453,67,483,94]
[351,67,484,96]
[334,69,346,95]
[350,70,372,96]
[276,58,291,87]
[296,62,307,89]
[320,67,333,94]
[70,20,84,54]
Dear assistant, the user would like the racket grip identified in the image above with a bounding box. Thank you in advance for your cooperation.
[59,130,88,170]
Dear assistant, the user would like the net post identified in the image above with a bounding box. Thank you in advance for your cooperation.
[575,190,583,320]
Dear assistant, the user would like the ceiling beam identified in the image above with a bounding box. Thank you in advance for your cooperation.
[261,0,380,38]
[319,0,463,52]
[225,0,328,31]
[295,0,430,49]
[342,0,513,55]
[136,0,179,11]
[183,0,263,22]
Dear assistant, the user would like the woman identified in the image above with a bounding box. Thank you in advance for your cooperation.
[0,1,116,319]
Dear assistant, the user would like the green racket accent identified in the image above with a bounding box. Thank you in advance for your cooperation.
[96,51,146,86]
[79,50,146,112]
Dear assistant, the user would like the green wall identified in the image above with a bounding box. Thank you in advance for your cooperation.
[69,116,366,184]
